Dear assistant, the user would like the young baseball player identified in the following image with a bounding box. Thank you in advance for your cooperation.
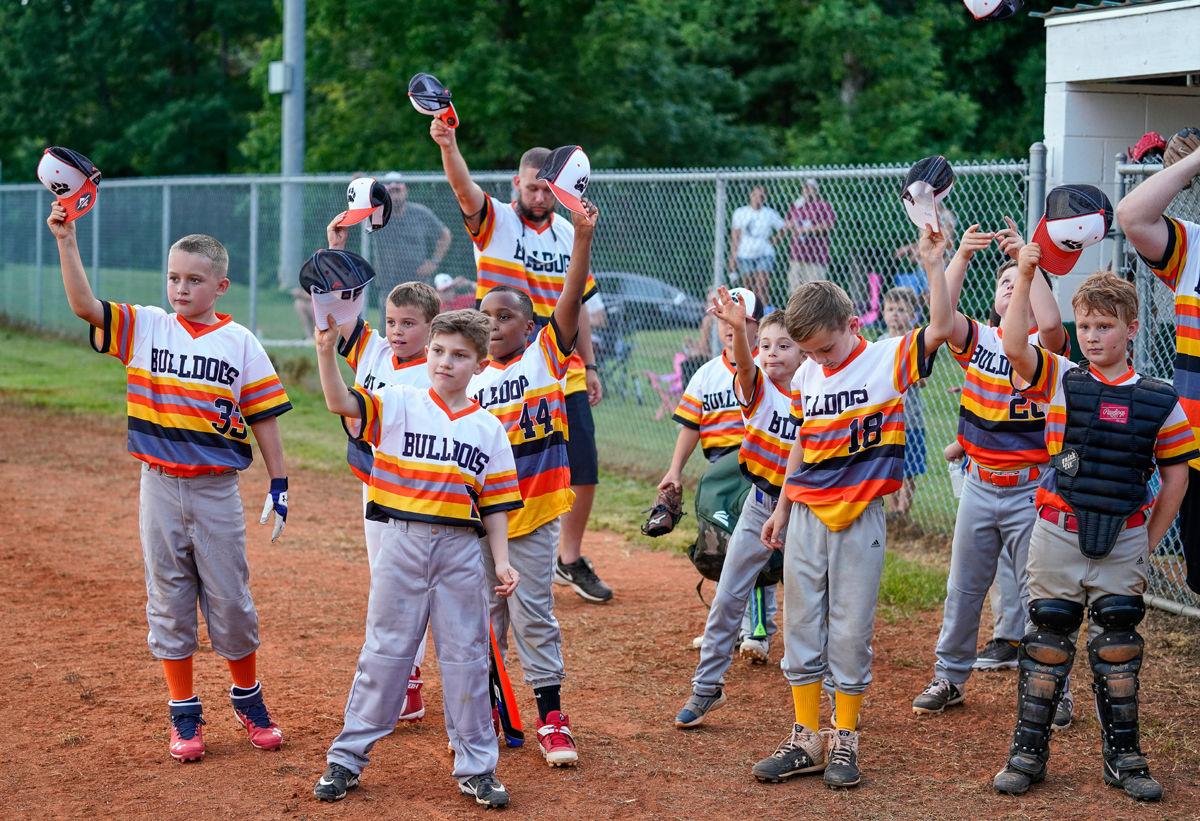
[755,227,952,789]
[312,309,523,809]
[658,289,778,661]
[674,287,803,729]
[47,203,292,763]
[992,247,1196,801]
[881,286,927,518]
[912,221,1073,719]
[1116,132,1200,594]
[470,198,599,766]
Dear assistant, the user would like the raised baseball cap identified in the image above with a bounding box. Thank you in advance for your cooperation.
[728,287,764,323]
[299,249,377,331]
[900,156,955,232]
[37,146,102,223]
[536,145,591,216]
[963,0,1022,21]
[408,72,458,128]
[336,177,392,233]
[1031,184,1113,276]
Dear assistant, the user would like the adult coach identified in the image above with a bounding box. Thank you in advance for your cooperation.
[429,119,613,603]
[1115,130,1200,593]
[369,172,452,327]
[785,178,836,291]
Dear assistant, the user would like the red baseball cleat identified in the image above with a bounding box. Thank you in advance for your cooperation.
[399,668,425,722]
[168,700,206,762]
[536,711,579,767]
[231,683,284,751]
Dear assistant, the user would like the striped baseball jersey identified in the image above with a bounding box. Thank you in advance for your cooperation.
[1139,217,1200,470]
[1018,349,1197,516]
[467,195,597,394]
[786,332,934,531]
[349,385,523,531]
[91,302,291,474]
[673,352,746,461]
[337,318,431,483]
[949,321,1064,471]
[737,368,800,496]
[469,318,575,538]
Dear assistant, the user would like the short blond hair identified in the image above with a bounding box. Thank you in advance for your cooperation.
[1071,271,1138,325]
[759,310,788,334]
[388,282,440,322]
[170,234,228,276]
[430,309,491,360]
[784,281,854,342]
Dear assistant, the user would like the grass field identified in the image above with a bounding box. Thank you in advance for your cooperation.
[0,319,947,617]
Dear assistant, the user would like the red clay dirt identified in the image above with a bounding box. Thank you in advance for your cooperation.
[2,403,1198,820]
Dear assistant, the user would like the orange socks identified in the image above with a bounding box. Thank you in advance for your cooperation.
[227,651,258,689]
[162,657,195,701]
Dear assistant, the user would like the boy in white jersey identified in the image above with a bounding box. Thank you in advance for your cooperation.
[48,203,292,763]
[754,228,952,789]
[658,290,779,660]
[471,199,598,766]
[674,288,803,729]
[312,309,523,809]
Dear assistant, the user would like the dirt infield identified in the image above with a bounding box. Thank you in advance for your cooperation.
[2,404,1199,820]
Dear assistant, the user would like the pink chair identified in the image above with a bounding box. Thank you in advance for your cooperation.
[645,352,688,420]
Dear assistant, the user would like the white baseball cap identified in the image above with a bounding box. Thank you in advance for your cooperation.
[727,287,764,322]
[434,273,453,291]
[37,146,102,222]
[536,145,591,216]
[900,156,955,232]
[963,0,1022,21]
[336,177,392,232]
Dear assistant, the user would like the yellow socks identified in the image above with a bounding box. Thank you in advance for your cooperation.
[834,691,863,732]
[791,682,821,730]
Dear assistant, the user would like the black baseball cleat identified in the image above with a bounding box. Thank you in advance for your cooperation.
[1104,753,1164,802]
[823,729,861,789]
[751,724,825,782]
[973,639,1019,671]
[554,556,613,603]
[459,772,510,808]
[993,762,1044,796]
[313,763,360,802]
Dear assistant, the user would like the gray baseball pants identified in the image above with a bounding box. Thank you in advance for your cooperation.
[781,500,886,694]
[932,472,1036,684]
[139,465,259,660]
[693,491,783,696]
[327,518,496,779]
[365,513,428,669]
[481,519,564,688]
[990,541,1026,642]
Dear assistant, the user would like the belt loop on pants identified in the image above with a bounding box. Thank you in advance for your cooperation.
[753,486,778,512]
[966,461,1041,487]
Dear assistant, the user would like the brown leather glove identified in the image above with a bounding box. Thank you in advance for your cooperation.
[642,484,685,537]
[1164,127,1200,188]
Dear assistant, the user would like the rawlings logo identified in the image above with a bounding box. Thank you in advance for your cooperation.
[573,174,588,194]
[75,193,91,210]
[1099,403,1130,424]
[48,181,71,196]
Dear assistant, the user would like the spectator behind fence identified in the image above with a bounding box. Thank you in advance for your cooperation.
[433,273,474,311]
[786,178,836,291]
[370,172,452,327]
[728,186,785,304]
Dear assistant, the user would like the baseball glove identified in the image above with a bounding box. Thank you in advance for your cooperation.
[1164,127,1200,169]
[642,484,685,537]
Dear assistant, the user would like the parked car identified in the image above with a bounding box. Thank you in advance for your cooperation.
[594,271,707,332]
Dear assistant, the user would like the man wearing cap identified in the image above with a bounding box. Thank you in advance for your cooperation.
[369,173,452,328]
[785,179,836,292]
[429,119,614,604]
[1116,131,1200,595]
[728,186,785,303]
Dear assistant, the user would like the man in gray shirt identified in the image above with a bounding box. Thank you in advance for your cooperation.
[370,172,452,326]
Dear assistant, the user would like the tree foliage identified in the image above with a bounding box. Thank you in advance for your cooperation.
[0,0,1061,180]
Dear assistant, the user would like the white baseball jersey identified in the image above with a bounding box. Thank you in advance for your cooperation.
[338,318,431,482]
[673,352,746,461]
[736,367,800,495]
[91,302,291,473]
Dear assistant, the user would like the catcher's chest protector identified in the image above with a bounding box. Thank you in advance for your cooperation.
[1052,367,1177,557]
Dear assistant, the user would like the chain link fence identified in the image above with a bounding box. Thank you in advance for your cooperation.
[9,153,1194,617]
[1117,161,1200,617]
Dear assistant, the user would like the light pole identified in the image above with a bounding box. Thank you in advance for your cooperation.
[270,0,305,288]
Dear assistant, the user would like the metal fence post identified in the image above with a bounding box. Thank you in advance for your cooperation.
[1026,142,1047,232]
[34,194,43,324]
[1112,152,1128,275]
[709,175,728,351]
[161,185,172,307]
[249,182,260,333]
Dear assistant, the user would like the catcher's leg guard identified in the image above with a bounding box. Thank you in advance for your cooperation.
[1088,595,1161,801]
[999,599,1084,790]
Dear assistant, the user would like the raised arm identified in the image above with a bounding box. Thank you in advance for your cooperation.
[314,315,361,418]
[1029,269,1067,354]
[550,200,598,348]
[920,226,954,350]
[944,223,994,308]
[429,118,486,232]
[47,203,103,326]
[709,286,757,404]
[1116,142,1200,263]
[1001,244,1042,386]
